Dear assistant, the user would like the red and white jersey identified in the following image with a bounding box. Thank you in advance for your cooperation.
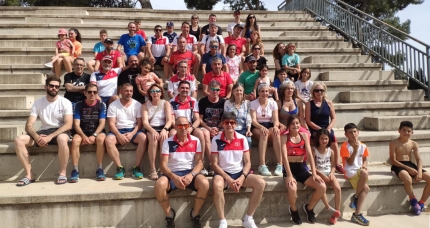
[168,73,196,96]
[90,68,122,97]
[172,33,198,51]
[147,35,170,57]
[211,131,249,174]
[170,95,199,123]
[162,134,202,172]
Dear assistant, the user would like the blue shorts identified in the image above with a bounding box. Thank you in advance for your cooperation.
[108,128,144,144]
[215,171,243,190]
[154,56,164,66]
[164,169,200,193]
[100,96,111,106]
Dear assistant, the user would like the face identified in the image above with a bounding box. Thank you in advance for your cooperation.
[181,24,190,34]
[301,70,310,80]
[104,42,114,51]
[191,16,199,23]
[178,38,186,50]
[278,72,288,81]
[233,86,244,99]
[178,63,188,75]
[251,32,259,40]
[287,45,296,52]
[102,60,112,71]
[209,15,216,22]
[399,127,413,137]
[210,25,218,34]
[128,23,136,34]
[248,15,255,22]
[149,86,162,99]
[289,118,301,131]
[278,44,286,54]
[284,84,295,97]
[345,128,359,141]
[234,27,243,36]
[178,83,190,97]
[211,60,222,73]
[210,43,219,53]
[167,26,173,32]
[209,85,220,98]
[175,117,190,136]
[73,60,85,74]
[258,87,270,99]
[100,33,107,42]
[128,56,139,69]
[141,64,151,74]
[252,45,261,53]
[223,119,236,133]
[59,34,66,40]
[120,85,133,100]
[247,60,257,70]
[45,81,60,97]
[234,12,240,19]
[260,67,268,76]
[68,30,76,40]
[319,134,330,147]
[228,46,236,56]
[313,85,325,99]
[84,87,98,100]
[154,27,163,36]
[135,22,141,29]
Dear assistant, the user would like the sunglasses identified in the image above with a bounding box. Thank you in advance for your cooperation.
[249,16,255,19]
[86,90,98,94]
[155,29,162,32]
[48,84,60,89]
[314,89,325,93]
[150,90,162,93]
[210,45,219,49]
[253,48,261,50]
[234,13,240,16]
[210,88,220,91]
[192,17,198,19]
[74,64,84,67]
[176,124,190,129]
[223,120,237,126]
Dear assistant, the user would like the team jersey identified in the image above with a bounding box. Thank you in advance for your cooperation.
[172,33,198,51]
[170,96,199,123]
[147,35,170,57]
[211,132,249,173]
[162,134,202,172]
[73,100,107,135]
[167,73,196,97]
[90,68,122,97]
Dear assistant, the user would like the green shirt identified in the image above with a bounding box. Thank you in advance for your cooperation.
[238,70,260,95]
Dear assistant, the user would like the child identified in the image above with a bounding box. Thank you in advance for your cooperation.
[340,123,370,226]
[44,28,75,68]
[135,60,163,101]
[273,68,290,90]
[134,19,147,40]
[163,21,177,44]
[282,43,300,82]
[295,68,313,102]
[389,121,430,215]
[86,29,108,72]
[253,64,278,100]
[312,129,341,224]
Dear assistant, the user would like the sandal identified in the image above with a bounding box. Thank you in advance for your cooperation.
[149,169,159,181]
[56,175,67,185]
[16,177,35,187]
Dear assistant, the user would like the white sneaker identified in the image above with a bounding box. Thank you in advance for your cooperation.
[200,168,208,176]
[273,163,283,176]
[218,219,228,228]
[44,62,53,68]
[242,217,258,228]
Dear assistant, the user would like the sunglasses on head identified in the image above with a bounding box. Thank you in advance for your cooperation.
[176,123,190,129]
[223,120,236,126]
[150,89,162,93]
[314,89,325,93]
[86,90,98,94]
[210,88,220,91]
[48,84,60,89]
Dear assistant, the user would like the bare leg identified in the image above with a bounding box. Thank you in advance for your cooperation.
[70,134,82,167]
[54,58,64,78]
[154,176,172,216]
[419,172,430,202]
[133,132,147,167]
[252,128,267,166]
[146,131,158,171]
[212,175,226,219]
[87,60,96,72]
[330,177,342,210]
[105,135,121,167]
[192,174,209,216]
[304,176,326,210]
[398,170,415,199]
[269,130,282,165]
[355,170,370,214]
[95,133,106,166]
[14,135,34,180]
[161,61,169,81]
[285,177,298,211]
[330,141,340,165]
[57,133,70,177]
[63,56,74,73]
[242,174,266,216]
[201,128,211,162]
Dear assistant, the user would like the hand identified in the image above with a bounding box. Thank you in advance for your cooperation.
[149,56,155,63]
[123,133,133,142]
[210,127,218,137]
[407,167,418,176]
[35,134,49,147]
[172,174,185,190]
[187,127,194,134]
[272,127,280,136]
[82,136,92,145]
[117,134,128,145]
[321,174,330,183]
[181,174,193,186]
[246,130,252,137]
[159,129,168,141]
[260,127,268,136]
[285,176,296,188]
[279,123,286,132]
[326,126,332,132]
[313,174,325,184]
[352,139,359,151]
[328,172,335,181]
[151,130,160,141]
[162,56,169,63]
[233,175,245,192]
[226,177,237,192]
[88,136,96,144]
[415,172,422,182]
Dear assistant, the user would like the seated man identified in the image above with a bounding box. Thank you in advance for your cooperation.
[201,40,227,76]
[69,84,107,182]
[90,55,121,105]
[169,36,198,77]
[167,60,197,99]
[86,29,107,72]
[202,57,233,99]
[15,77,73,186]
[63,58,91,108]
[154,116,209,228]
[93,38,123,73]
[147,25,171,81]
[211,112,266,228]
[171,22,201,73]
[224,24,246,57]
[200,22,225,56]
[117,22,146,61]
[105,83,147,180]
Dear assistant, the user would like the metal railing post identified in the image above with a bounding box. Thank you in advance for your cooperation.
[427,47,430,96]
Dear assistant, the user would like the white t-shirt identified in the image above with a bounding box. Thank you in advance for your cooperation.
[227,22,245,34]
[340,141,369,178]
[107,99,142,129]
[295,80,314,102]
[211,132,249,174]
[314,147,332,174]
[30,96,73,131]
[250,99,278,123]
[172,34,198,51]
[146,100,166,127]
[201,34,225,53]
[90,68,122,97]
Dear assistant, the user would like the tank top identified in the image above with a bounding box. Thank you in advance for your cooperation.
[189,25,200,41]
[314,147,332,173]
[286,134,306,156]
[279,99,298,126]
[146,100,166,127]
[309,99,330,130]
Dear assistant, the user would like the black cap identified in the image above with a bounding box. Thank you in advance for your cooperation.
[234,23,244,29]
[104,38,114,44]
[245,56,257,62]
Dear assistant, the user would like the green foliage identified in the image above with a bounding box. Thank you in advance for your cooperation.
[1,0,138,7]
[223,0,266,10]
[184,0,219,10]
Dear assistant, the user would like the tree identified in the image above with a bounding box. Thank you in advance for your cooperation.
[223,0,266,10]
[1,0,141,7]
[184,0,219,10]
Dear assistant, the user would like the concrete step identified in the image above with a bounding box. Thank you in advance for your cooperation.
[0,95,34,110]
[363,115,430,131]
[338,90,425,103]
[319,70,395,81]
[302,55,372,64]
[0,73,45,84]
[0,125,26,142]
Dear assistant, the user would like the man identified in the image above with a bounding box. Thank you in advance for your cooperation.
[63,58,91,107]
[134,19,147,40]
[227,10,244,36]
[199,80,225,176]
[163,21,177,44]
[117,55,146,104]
[171,22,201,72]
[202,57,233,99]
[168,60,197,99]
[200,23,225,56]
[238,56,260,100]
[117,22,146,61]
[201,40,227,76]
[169,80,208,175]
[93,38,123,72]
[154,116,209,228]
[169,36,198,77]
[90,55,121,105]
[14,77,73,186]
[86,29,108,72]
[224,24,246,57]
[105,83,147,180]
[69,84,107,182]
[201,14,223,38]
[211,112,266,228]
[147,25,171,81]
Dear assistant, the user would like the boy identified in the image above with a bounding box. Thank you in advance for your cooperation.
[340,123,370,226]
[86,29,107,72]
[282,43,300,82]
[134,19,147,40]
[163,21,177,44]
[389,121,430,215]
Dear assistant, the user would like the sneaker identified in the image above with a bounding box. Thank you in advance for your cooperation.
[165,208,176,228]
[410,198,421,215]
[114,166,125,180]
[96,168,106,181]
[69,169,79,183]
[132,166,144,179]
[242,216,258,228]
[336,164,345,174]
[44,62,53,68]
[351,213,370,226]
[328,208,341,224]
[200,168,209,176]
[273,163,283,176]
[289,206,302,225]
[218,219,228,228]
[303,203,316,224]
[419,202,425,212]
[258,165,271,176]
[190,208,201,228]
[349,194,358,210]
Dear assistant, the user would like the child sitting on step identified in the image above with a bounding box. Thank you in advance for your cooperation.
[312,129,341,224]
[340,123,370,226]
[253,64,278,100]
[295,68,313,102]
[282,43,300,82]
[273,68,290,91]
[44,28,75,68]
[389,121,430,215]
[135,60,163,102]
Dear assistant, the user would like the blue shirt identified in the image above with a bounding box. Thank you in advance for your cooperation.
[201,52,226,73]
[163,31,177,44]
[273,77,291,89]
[93,42,105,53]
[118,34,146,59]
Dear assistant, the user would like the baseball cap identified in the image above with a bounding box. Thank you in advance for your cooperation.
[234,23,244,29]
[102,55,113,62]
[104,38,114,44]
[166,22,174,27]
[58,28,67,35]
[245,56,257,62]
[234,10,240,15]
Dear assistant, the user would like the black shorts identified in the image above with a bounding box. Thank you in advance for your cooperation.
[391,161,426,177]
[252,122,274,131]
[214,171,243,190]
[164,169,201,193]
[287,71,298,82]
[144,125,165,134]
[283,162,312,184]
[31,128,71,147]
[81,130,106,137]
[154,56,164,66]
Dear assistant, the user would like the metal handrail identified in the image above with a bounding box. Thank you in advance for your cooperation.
[281,0,430,94]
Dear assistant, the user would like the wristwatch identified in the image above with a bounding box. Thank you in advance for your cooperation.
[163,127,169,131]
[93,133,98,137]
[191,171,196,177]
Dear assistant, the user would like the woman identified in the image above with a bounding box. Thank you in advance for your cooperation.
[52,28,82,78]
[305,82,343,174]
[224,83,252,146]
[244,14,261,39]
[273,42,286,70]
[246,31,264,56]
[142,84,172,180]
[245,43,267,71]
[250,83,282,176]
[225,44,243,84]
[190,14,201,42]
[281,115,326,225]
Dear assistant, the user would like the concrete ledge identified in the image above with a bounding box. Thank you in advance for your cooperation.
[339,90,425,103]
[364,115,430,131]
[319,70,394,81]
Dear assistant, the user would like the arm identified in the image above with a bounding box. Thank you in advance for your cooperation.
[165,44,171,58]
[305,101,320,130]
[48,114,73,139]
[239,58,244,75]
[69,40,75,57]
[326,100,336,131]
[136,80,147,97]
[65,82,85,93]
[199,43,206,56]
[274,58,281,70]
[260,42,265,56]
[141,104,155,133]
[346,142,359,166]
[240,42,246,57]
[202,84,210,97]
[412,142,422,174]
[191,111,201,129]
[253,79,259,96]
[303,133,317,176]
[225,83,233,99]
[147,43,154,59]
[223,64,229,73]
[201,63,207,76]
[25,115,39,141]
[192,44,198,54]
[297,99,309,130]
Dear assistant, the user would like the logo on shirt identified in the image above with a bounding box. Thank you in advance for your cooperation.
[234,142,240,146]
[188,144,194,149]
[127,38,137,49]
[216,139,226,151]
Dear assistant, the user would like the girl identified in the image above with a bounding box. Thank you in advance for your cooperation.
[273,68,290,90]
[225,44,243,83]
[135,60,163,101]
[295,68,314,102]
[312,129,341,224]
[253,64,278,100]
[273,43,286,70]
[282,43,301,82]
[246,31,264,56]
[44,28,75,68]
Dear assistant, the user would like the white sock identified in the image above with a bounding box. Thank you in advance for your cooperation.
[73,166,78,172]
[243,214,252,222]
[97,164,102,169]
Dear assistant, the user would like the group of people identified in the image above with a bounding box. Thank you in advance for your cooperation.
[13,11,430,228]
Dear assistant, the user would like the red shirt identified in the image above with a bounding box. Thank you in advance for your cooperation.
[136,30,147,40]
[202,71,233,98]
[95,50,122,68]
[169,50,195,75]
[224,35,246,55]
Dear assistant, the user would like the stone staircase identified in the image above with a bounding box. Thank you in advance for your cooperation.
[0,6,428,228]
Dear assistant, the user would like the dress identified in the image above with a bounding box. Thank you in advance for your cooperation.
[226,55,241,81]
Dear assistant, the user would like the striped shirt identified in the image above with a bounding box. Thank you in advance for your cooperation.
[170,96,199,123]
[147,35,170,57]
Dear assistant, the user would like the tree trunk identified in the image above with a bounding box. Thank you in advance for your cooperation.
[243,0,255,10]
[138,0,152,9]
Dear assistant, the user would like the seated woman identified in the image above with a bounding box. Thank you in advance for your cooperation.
[244,43,267,71]
[244,14,261,40]
[273,43,286,70]
[142,84,172,180]
[246,31,264,56]
[224,83,252,146]
[281,115,326,225]
[51,28,82,78]
[250,83,282,176]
